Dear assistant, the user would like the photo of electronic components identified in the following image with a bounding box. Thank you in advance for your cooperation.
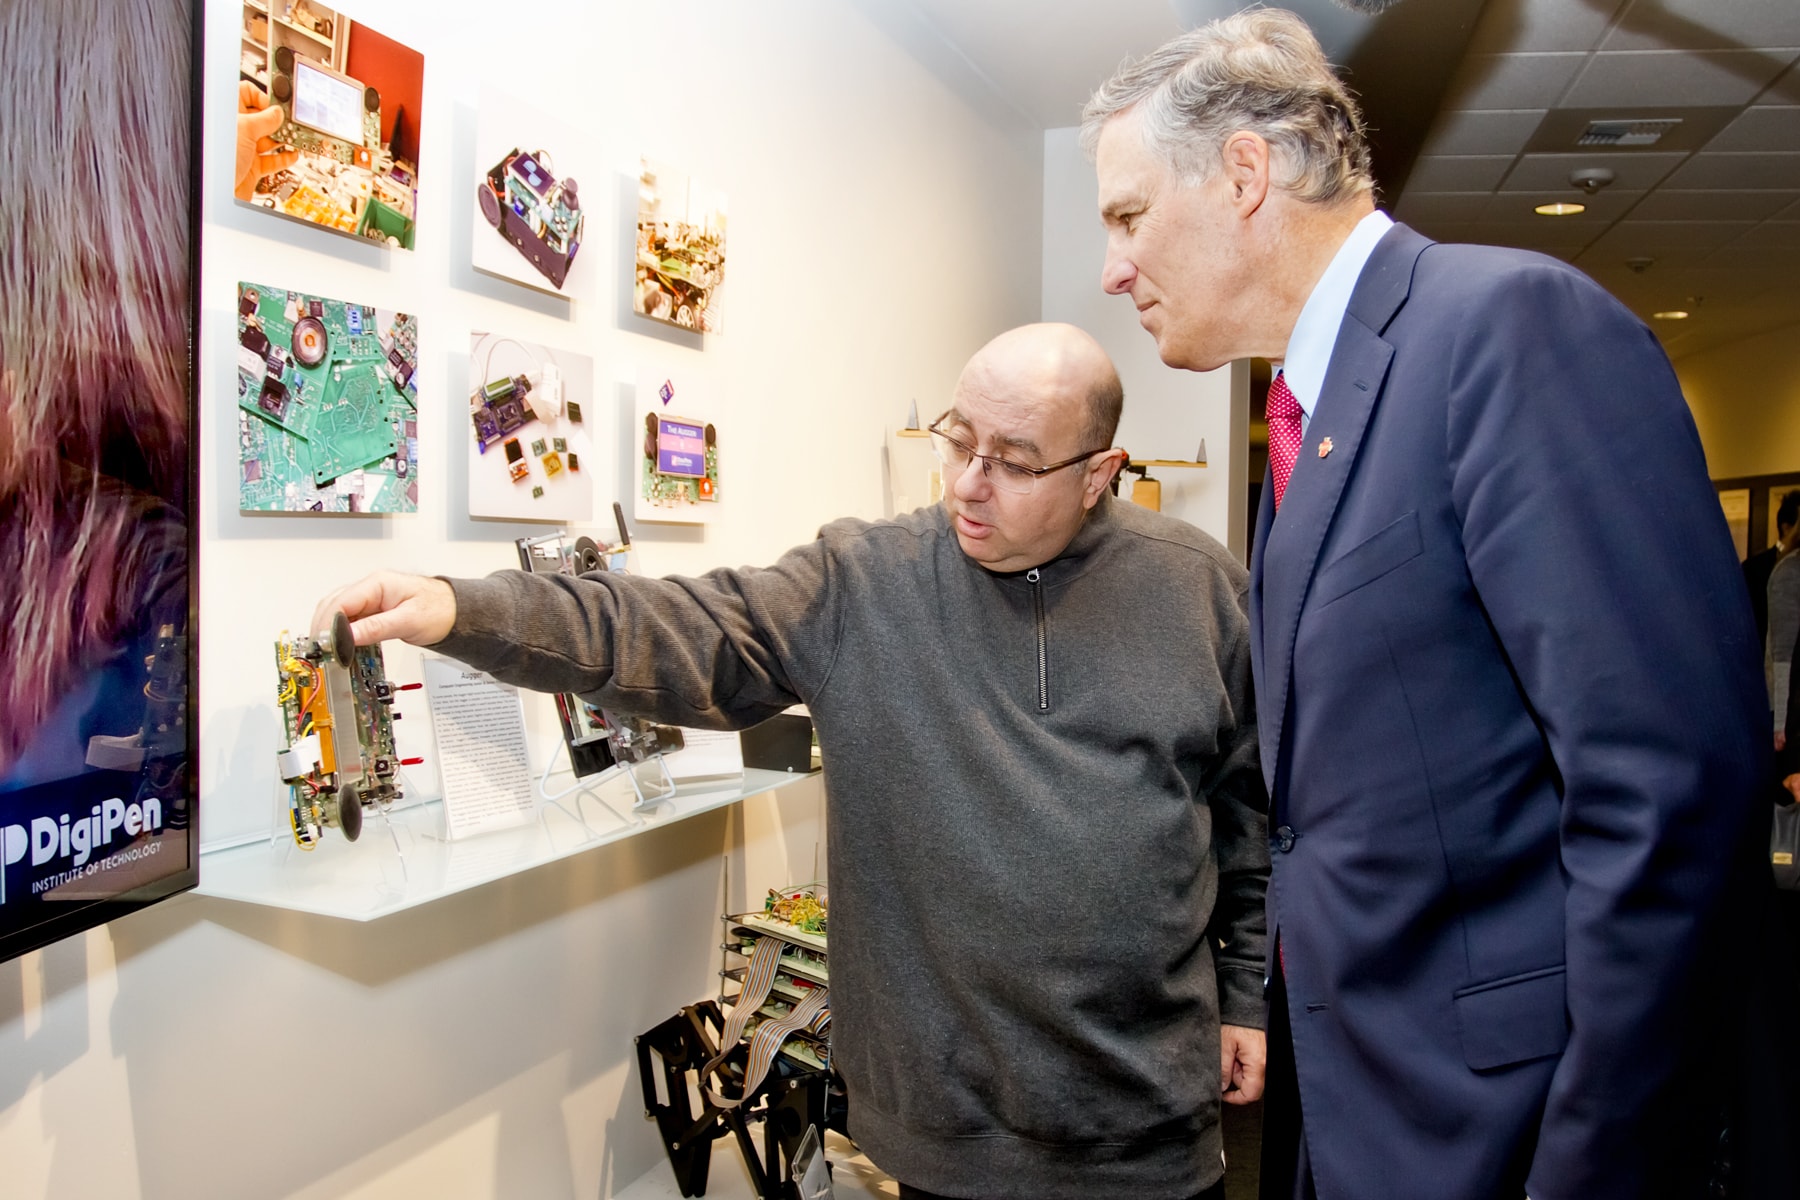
[273,612,420,848]
[634,157,728,334]
[469,89,593,296]
[636,371,721,526]
[236,5,422,247]
[237,281,419,513]
[468,332,595,521]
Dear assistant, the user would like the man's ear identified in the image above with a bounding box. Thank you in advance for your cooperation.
[1221,131,1271,215]
[1083,449,1127,509]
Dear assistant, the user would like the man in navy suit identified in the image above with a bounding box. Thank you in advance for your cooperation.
[1082,9,1766,1200]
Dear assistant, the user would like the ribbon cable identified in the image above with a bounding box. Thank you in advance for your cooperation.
[703,933,829,1107]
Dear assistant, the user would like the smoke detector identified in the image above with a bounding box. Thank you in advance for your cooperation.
[1569,167,1616,196]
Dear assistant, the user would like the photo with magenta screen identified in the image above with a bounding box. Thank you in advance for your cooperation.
[0,0,199,961]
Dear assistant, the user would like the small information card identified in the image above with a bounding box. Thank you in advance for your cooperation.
[421,656,535,840]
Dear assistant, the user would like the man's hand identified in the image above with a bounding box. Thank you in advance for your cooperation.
[313,571,457,649]
[235,81,299,201]
[1785,773,1800,804]
[1220,1023,1266,1105]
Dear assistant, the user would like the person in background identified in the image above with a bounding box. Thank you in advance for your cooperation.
[314,323,1270,1200]
[1766,491,1800,738]
[1743,489,1799,650]
[1082,10,1766,1200]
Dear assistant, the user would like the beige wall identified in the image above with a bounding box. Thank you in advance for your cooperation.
[1678,323,1800,481]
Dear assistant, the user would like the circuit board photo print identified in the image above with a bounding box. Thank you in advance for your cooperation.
[237,281,420,513]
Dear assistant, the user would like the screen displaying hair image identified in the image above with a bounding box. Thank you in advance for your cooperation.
[235,4,423,248]
[0,0,200,962]
[634,158,728,333]
[237,281,420,514]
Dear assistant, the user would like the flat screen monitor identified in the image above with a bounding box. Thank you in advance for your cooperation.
[656,416,708,479]
[291,58,366,144]
[0,0,200,962]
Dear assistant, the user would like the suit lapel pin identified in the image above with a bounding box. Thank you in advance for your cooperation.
[1318,437,1334,459]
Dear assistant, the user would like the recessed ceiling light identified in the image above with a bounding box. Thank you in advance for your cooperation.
[1653,310,1690,320]
[1534,202,1586,216]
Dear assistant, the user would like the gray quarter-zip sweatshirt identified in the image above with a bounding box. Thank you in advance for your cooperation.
[434,494,1268,1199]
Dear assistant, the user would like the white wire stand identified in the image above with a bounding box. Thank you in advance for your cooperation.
[534,738,644,836]
[265,768,418,893]
[623,751,681,809]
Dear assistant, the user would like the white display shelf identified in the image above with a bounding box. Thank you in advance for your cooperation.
[196,768,813,922]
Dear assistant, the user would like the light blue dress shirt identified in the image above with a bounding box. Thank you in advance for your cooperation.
[1275,209,1394,434]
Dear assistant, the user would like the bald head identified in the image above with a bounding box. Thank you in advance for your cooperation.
[955,323,1124,453]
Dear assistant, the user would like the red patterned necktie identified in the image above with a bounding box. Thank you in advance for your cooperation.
[1267,370,1303,511]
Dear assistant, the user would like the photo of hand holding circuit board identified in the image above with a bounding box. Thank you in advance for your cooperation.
[237,281,420,513]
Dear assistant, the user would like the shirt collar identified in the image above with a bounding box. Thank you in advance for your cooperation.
[1275,209,1394,421]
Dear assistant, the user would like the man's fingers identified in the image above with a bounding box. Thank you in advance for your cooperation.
[238,79,270,112]
[1230,1053,1267,1104]
[256,146,300,175]
[314,573,456,648]
[1219,1024,1268,1105]
[243,104,285,139]
[313,575,388,638]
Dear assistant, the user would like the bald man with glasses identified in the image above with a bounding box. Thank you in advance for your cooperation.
[315,322,1269,1200]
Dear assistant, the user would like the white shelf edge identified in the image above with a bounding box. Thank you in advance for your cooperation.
[194,767,817,922]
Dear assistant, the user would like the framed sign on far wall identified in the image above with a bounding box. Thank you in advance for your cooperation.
[1716,471,1800,562]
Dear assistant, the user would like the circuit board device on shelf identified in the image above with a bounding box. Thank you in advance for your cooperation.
[515,509,684,783]
[273,612,418,847]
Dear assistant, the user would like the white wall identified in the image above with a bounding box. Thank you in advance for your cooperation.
[1041,126,1248,558]
[1,1,1042,1195]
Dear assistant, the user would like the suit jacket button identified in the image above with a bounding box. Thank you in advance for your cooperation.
[1275,825,1296,853]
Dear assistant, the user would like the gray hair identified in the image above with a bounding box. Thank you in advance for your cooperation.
[1082,363,1125,451]
[1079,8,1373,205]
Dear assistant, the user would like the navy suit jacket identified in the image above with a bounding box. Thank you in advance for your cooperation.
[1248,223,1766,1200]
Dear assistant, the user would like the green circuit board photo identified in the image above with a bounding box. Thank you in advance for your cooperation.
[236,281,420,513]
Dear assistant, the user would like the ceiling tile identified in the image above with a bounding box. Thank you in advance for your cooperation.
[1418,109,1549,157]
[1565,49,1800,108]
[1723,221,1800,250]
[1498,151,1686,192]
[1522,106,1738,155]
[1760,60,1800,104]
[1467,0,1627,55]
[1480,189,1643,222]
[1706,105,1800,151]
[1602,0,1800,53]
[1664,152,1800,189]
[1701,243,1800,274]
[1443,53,1588,110]
[1405,155,1518,191]
[1627,190,1799,221]
[1393,192,1494,225]
[1579,220,1757,265]
[1435,220,1602,251]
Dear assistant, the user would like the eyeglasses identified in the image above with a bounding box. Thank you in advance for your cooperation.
[927,418,1113,495]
